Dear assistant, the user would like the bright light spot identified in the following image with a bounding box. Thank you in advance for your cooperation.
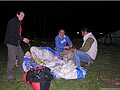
[77,32,79,34]
[99,33,103,34]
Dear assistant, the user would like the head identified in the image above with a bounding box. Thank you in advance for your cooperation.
[58,28,65,38]
[16,11,25,21]
[81,28,92,36]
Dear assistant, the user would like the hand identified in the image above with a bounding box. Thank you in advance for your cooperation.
[69,45,73,49]
[71,48,76,52]
[64,46,69,49]
[80,47,82,49]
[23,38,29,43]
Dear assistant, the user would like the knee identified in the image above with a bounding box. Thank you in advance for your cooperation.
[74,50,79,55]
[74,51,79,57]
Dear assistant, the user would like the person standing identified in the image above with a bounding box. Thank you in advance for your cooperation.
[74,28,98,68]
[4,11,29,80]
[55,28,73,53]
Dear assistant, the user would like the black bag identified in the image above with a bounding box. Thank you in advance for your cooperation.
[25,66,54,90]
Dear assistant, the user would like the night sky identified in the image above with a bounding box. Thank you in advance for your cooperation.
[0,1,120,41]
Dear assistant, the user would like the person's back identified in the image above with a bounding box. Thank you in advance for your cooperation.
[74,28,98,68]
[82,32,98,60]
[4,16,22,46]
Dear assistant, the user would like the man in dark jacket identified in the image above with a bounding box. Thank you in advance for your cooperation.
[4,11,29,80]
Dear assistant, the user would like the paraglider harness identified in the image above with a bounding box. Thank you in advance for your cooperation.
[23,66,54,90]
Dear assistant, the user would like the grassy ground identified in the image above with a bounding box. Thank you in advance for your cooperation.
[0,38,120,90]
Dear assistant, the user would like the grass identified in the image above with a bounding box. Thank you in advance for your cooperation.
[0,38,120,90]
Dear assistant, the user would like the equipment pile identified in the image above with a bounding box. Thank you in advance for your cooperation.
[23,46,88,80]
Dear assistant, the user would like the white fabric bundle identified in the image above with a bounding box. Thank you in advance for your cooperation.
[30,46,54,61]
[23,46,87,79]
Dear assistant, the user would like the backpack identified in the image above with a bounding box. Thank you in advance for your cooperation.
[104,32,117,45]
[23,66,54,90]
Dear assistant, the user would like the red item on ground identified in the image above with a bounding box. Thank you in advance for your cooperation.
[23,66,53,90]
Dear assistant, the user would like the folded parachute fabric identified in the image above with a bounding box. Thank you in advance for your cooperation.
[40,47,60,56]
[23,57,37,72]
[39,47,63,60]
[23,46,88,79]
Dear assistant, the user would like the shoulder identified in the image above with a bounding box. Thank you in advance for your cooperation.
[65,35,69,38]
[87,37,94,43]
[65,35,71,39]
[55,35,59,39]
[88,37,94,40]
[8,17,17,24]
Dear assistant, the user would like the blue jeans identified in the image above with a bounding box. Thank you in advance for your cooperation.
[74,50,93,68]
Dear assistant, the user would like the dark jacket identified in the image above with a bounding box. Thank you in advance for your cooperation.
[4,17,24,46]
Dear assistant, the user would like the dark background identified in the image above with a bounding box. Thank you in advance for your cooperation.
[0,1,120,42]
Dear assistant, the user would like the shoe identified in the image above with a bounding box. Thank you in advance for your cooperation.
[85,61,90,66]
[85,61,94,66]
[90,61,94,65]
[7,76,16,80]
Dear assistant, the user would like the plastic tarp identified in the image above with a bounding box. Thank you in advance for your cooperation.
[23,46,88,79]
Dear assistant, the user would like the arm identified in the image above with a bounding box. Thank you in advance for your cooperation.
[7,20,24,41]
[80,37,94,52]
[55,37,65,49]
[66,35,72,46]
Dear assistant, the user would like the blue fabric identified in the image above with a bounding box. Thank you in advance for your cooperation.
[24,57,37,71]
[76,68,85,79]
[40,47,63,60]
[80,67,88,73]
[24,57,30,70]
[74,50,93,68]
[29,62,36,67]
[24,57,30,62]
[57,56,63,60]
[50,72,56,78]
[55,35,72,53]
[25,62,30,71]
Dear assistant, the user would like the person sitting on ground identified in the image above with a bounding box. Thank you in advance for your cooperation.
[55,28,73,53]
[73,28,98,67]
